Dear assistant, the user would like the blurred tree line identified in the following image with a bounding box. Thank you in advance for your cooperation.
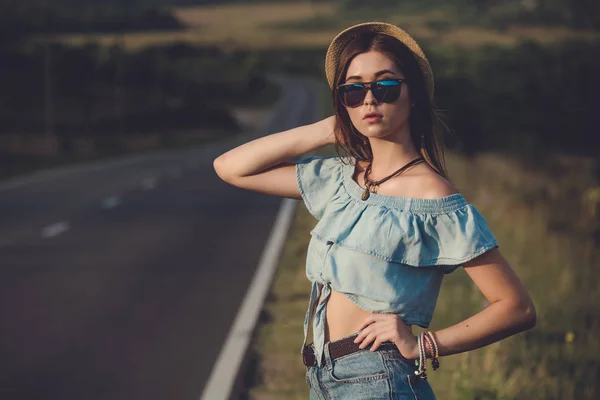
[432,40,600,157]
[0,1,278,144]
[0,1,182,35]
[0,41,274,137]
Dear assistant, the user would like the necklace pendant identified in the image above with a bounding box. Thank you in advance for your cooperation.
[361,188,370,201]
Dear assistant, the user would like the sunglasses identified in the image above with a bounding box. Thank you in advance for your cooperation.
[337,79,406,108]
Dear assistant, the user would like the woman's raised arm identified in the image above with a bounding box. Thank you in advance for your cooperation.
[213,116,335,199]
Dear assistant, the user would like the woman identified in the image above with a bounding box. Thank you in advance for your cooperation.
[213,22,536,400]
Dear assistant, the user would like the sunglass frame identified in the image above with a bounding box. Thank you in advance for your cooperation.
[336,79,407,108]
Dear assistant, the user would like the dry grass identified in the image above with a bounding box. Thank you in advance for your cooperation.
[52,2,600,51]
[429,151,600,399]
[173,3,337,29]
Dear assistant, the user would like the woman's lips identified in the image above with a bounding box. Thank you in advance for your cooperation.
[365,115,382,123]
[363,112,383,123]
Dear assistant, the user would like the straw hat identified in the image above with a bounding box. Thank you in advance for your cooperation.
[325,22,434,100]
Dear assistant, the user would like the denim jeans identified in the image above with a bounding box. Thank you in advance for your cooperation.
[305,338,436,400]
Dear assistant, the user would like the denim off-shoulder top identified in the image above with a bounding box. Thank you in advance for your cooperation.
[295,154,499,367]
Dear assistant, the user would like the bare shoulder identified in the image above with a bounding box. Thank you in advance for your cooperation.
[356,160,459,199]
[386,164,459,199]
[416,170,460,199]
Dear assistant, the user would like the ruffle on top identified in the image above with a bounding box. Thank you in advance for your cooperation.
[295,155,499,273]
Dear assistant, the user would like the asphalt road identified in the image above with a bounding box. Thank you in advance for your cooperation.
[0,76,319,400]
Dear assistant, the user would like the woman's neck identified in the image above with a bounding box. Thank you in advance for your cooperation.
[367,130,421,179]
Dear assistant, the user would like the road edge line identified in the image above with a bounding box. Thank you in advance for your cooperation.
[199,197,297,400]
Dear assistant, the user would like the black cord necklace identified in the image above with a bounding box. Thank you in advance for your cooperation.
[361,156,425,200]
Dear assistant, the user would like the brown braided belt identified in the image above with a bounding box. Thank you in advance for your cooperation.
[302,333,395,367]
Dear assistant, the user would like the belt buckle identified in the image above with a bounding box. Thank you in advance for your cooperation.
[302,344,317,367]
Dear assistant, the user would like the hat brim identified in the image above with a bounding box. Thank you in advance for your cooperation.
[325,22,434,100]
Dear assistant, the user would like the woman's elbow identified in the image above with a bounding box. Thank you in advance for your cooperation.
[517,300,537,331]
[213,155,234,182]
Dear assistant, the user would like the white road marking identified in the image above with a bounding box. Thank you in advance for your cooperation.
[42,222,70,238]
[199,198,298,400]
[142,177,156,190]
[199,76,316,400]
[102,196,121,209]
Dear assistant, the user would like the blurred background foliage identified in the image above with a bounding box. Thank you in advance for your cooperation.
[433,40,600,157]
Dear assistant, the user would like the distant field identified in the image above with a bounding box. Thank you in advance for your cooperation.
[55,2,339,50]
[54,1,600,50]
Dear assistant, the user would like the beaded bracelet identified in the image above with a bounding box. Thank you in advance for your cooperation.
[420,332,429,378]
[414,333,428,379]
[425,331,440,371]
[414,334,422,377]
[423,333,434,359]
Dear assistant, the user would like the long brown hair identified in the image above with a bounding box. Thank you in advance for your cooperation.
[331,32,449,180]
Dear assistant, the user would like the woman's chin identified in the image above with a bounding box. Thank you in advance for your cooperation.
[360,125,390,138]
